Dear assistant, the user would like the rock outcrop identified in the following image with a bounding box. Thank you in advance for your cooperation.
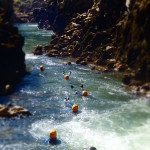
[0,0,25,95]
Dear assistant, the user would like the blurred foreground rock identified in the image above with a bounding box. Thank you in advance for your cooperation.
[0,0,25,95]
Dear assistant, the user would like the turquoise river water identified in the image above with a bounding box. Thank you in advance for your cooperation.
[0,24,150,150]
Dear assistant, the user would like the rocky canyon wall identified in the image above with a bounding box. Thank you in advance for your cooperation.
[33,0,150,94]
[0,0,25,95]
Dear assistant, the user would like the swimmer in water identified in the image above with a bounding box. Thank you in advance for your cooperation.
[44,129,61,145]
[64,97,73,108]
[88,147,97,150]
[49,129,57,144]
[64,97,78,113]
[40,65,44,71]
[71,85,87,96]
[63,70,72,80]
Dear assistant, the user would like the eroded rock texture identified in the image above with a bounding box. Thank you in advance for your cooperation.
[120,0,150,84]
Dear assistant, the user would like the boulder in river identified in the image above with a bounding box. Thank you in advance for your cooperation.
[0,104,31,118]
[33,45,43,55]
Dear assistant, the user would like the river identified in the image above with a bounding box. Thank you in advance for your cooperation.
[0,24,150,150]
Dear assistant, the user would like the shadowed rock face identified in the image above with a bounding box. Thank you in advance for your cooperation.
[119,0,150,83]
[0,0,25,95]
[47,0,94,34]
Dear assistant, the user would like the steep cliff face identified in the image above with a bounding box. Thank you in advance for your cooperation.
[42,0,126,65]
[33,0,51,29]
[119,0,150,84]
[47,0,94,34]
[0,0,25,95]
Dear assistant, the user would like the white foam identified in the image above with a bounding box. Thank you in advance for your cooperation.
[20,89,46,95]
[29,108,150,150]
[42,59,57,66]
[25,54,38,60]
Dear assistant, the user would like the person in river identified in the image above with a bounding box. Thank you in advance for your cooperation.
[48,129,61,145]
[71,85,88,96]
[64,97,78,113]
[65,61,72,65]
[88,147,97,150]
[40,65,44,72]
[64,97,72,106]
[63,70,72,80]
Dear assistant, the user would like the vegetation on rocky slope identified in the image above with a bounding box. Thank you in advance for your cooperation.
[13,0,44,22]
[14,0,32,14]
[13,0,33,22]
